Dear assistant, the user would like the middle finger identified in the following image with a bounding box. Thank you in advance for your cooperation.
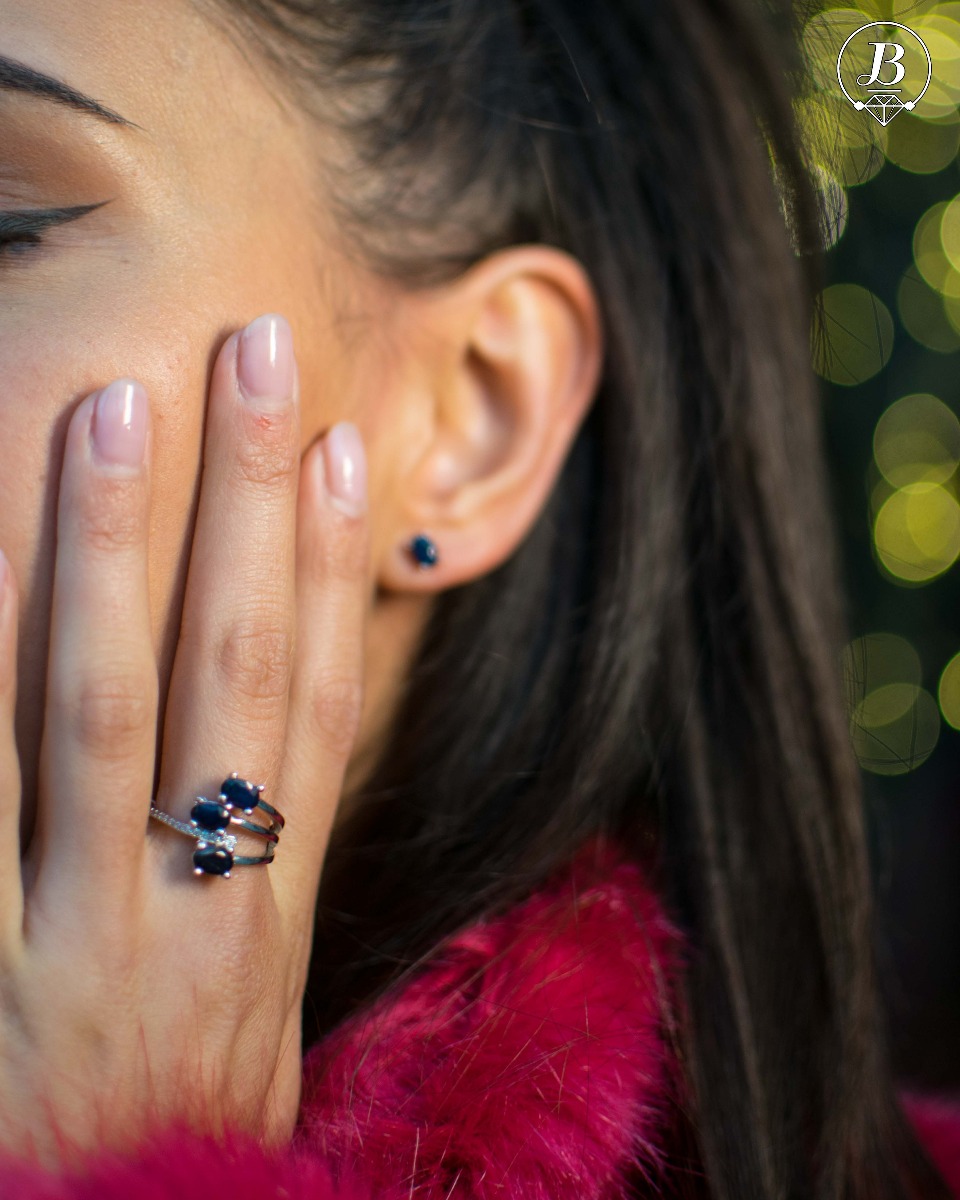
[154,314,300,876]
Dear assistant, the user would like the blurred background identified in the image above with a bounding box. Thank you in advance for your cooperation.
[800,0,960,1088]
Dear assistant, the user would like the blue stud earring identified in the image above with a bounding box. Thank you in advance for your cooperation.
[409,533,439,569]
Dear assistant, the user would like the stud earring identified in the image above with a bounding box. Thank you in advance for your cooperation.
[408,533,439,569]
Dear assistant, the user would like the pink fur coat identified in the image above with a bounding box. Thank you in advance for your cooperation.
[0,838,957,1197]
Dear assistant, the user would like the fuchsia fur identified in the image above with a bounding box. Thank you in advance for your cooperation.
[0,836,957,1198]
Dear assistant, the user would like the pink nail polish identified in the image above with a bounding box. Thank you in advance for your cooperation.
[237,314,295,410]
[322,422,368,517]
[91,379,148,470]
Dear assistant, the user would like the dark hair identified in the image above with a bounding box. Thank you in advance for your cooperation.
[198,1,952,1196]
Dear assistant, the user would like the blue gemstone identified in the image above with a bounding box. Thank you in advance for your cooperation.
[194,845,233,875]
[410,534,438,568]
[220,776,258,813]
[191,799,231,832]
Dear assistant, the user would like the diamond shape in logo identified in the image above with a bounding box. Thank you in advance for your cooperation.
[861,93,905,126]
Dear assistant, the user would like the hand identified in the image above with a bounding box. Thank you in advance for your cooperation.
[0,313,369,1168]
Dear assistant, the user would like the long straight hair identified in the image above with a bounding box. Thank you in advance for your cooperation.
[202,1,953,1195]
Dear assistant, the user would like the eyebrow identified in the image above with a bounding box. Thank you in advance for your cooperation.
[0,54,142,130]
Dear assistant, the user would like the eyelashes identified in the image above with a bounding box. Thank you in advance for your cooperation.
[0,201,110,263]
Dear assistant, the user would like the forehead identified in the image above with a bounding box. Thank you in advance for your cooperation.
[0,0,297,152]
[0,0,327,245]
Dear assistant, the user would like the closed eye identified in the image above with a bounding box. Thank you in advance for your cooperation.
[0,201,110,261]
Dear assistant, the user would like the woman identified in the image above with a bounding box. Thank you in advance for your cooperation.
[0,0,956,1195]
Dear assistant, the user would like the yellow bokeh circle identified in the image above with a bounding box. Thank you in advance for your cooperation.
[873,482,960,583]
[850,683,940,775]
[813,284,894,384]
[873,393,960,487]
[937,649,960,729]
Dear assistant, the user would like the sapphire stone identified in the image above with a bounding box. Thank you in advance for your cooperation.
[191,799,231,832]
[220,776,259,813]
[410,534,438,568]
[194,845,233,876]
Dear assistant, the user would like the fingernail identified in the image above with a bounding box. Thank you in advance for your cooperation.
[237,314,295,410]
[91,379,148,470]
[322,422,367,517]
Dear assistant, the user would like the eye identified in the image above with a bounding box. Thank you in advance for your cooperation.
[0,202,110,267]
[0,228,45,261]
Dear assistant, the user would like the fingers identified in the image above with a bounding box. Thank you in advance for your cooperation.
[32,381,157,920]
[275,422,370,912]
[0,551,24,951]
[153,315,300,878]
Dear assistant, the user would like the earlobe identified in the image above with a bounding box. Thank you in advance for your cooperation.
[379,246,603,594]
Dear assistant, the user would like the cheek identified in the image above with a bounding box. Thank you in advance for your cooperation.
[0,296,211,834]
[0,225,311,633]
[0,304,205,652]
[0,215,340,771]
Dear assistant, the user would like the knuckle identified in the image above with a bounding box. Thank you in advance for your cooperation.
[306,517,370,591]
[307,671,364,757]
[231,409,299,492]
[75,476,147,553]
[60,670,156,758]
[214,618,293,704]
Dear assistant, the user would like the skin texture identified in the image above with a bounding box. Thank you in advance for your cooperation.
[0,0,603,1163]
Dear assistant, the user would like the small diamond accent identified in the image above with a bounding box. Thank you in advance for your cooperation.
[150,807,237,850]
[197,833,238,852]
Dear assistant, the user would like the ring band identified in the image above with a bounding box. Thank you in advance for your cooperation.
[150,772,286,878]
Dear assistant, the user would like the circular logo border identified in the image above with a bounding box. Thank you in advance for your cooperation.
[836,21,932,112]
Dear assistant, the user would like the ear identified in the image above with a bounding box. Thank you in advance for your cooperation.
[377,245,603,592]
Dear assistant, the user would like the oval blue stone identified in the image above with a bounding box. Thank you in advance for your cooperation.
[194,845,233,875]
[191,799,230,832]
[411,534,438,567]
[220,776,258,813]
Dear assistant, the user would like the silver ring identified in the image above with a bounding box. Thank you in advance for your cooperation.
[149,772,286,878]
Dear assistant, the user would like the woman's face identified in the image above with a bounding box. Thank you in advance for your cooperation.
[0,0,603,846]
[0,0,415,841]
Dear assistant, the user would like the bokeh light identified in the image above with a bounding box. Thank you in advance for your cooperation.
[843,631,922,702]
[804,0,960,1071]
[913,201,955,292]
[873,393,960,486]
[938,649,960,727]
[843,633,939,774]
[797,5,960,780]
[897,265,960,351]
[885,112,960,174]
[813,283,895,384]
[796,89,886,188]
[873,482,960,582]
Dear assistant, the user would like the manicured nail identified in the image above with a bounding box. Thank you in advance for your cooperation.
[322,422,367,517]
[91,379,148,470]
[237,314,295,410]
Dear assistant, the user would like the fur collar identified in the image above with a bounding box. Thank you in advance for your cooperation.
[0,836,957,1198]
[297,835,686,1197]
